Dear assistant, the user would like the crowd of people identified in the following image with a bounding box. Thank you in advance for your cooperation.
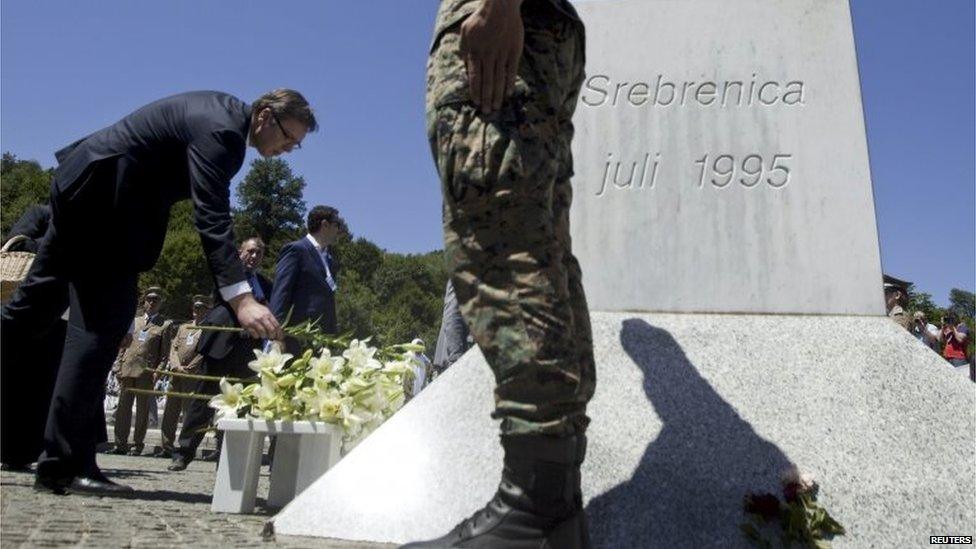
[0,180,481,478]
[4,202,451,474]
[885,282,973,380]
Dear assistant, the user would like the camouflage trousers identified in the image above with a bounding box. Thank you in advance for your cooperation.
[426,6,595,437]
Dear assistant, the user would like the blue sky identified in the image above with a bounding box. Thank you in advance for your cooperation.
[2,1,973,305]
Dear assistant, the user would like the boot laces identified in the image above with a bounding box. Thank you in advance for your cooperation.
[460,487,509,536]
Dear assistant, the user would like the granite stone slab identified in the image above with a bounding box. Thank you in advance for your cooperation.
[271,313,976,547]
[568,0,883,314]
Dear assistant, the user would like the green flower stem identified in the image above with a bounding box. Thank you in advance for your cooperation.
[147,368,255,383]
[185,324,245,333]
[190,321,370,355]
[124,388,215,401]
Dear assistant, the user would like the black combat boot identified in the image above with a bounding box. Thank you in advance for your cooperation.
[401,434,590,549]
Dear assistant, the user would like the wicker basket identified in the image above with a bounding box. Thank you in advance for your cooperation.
[1,235,35,303]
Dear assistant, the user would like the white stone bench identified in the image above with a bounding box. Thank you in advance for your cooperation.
[211,418,342,513]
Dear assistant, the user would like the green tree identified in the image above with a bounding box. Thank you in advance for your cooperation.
[335,269,381,341]
[367,250,447,347]
[948,288,975,319]
[907,285,942,322]
[333,237,384,287]
[328,241,447,349]
[233,158,307,262]
[0,153,54,237]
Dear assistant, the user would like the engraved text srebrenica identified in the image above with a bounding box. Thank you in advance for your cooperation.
[581,74,805,108]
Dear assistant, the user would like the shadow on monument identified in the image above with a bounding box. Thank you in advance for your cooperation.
[585,319,793,548]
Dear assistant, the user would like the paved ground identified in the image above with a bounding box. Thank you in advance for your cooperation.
[0,429,395,548]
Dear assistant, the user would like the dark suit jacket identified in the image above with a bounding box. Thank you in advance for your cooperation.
[270,237,338,334]
[5,205,51,253]
[50,91,250,287]
[197,271,272,368]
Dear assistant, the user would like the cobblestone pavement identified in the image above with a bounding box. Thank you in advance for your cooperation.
[0,430,395,548]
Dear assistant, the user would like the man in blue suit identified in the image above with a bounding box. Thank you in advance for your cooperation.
[270,206,345,351]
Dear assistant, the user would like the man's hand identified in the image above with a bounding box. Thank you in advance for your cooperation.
[229,293,282,340]
[460,0,524,114]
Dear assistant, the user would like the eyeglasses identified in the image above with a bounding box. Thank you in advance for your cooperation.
[271,112,302,150]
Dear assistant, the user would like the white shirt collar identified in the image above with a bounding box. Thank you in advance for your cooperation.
[305,233,327,253]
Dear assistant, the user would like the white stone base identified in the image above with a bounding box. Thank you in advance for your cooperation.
[270,313,976,547]
[211,419,342,514]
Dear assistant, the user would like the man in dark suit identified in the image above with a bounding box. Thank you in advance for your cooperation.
[168,237,273,471]
[1,89,316,495]
[4,204,52,253]
[270,206,345,353]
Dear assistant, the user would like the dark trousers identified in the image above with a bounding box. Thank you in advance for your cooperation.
[175,348,255,460]
[1,222,137,479]
[0,319,66,466]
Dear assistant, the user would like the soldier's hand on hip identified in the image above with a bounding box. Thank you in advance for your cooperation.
[460,0,524,114]
[230,293,283,340]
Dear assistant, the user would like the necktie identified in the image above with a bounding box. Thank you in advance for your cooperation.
[248,272,265,303]
[324,251,337,291]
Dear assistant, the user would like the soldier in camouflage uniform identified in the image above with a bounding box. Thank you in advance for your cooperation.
[405,0,595,547]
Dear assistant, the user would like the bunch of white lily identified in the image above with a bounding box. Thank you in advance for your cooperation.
[209,338,420,452]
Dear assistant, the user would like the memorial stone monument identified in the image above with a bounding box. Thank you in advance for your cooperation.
[271,1,975,546]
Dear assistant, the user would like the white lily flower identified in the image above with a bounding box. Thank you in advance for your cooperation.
[227,337,422,451]
[343,339,383,373]
[208,377,244,420]
[252,371,278,413]
[248,347,294,374]
[312,392,344,422]
[309,348,345,382]
[382,359,414,376]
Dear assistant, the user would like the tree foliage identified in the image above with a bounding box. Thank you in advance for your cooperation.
[0,153,54,237]
[233,157,307,261]
[332,237,448,348]
[948,289,975,319]
[907,285,940,321]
